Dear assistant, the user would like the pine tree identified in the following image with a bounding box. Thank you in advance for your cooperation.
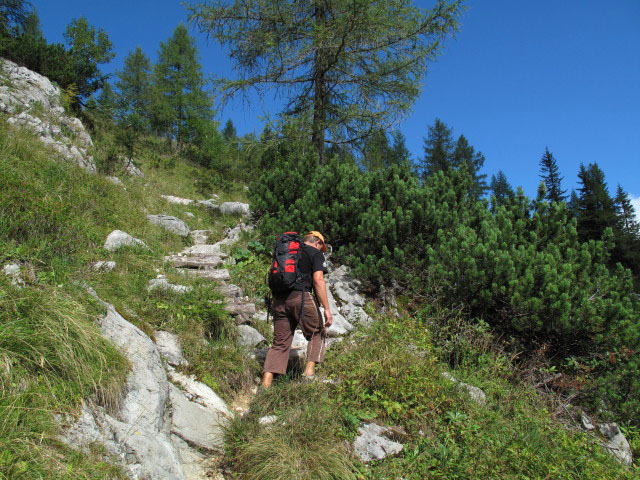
[539,147,567,203]
[389,131,410,167]
[422,118,453,178]
[453,134,488,199]
[96,81,117,118]
[115,47,152,128]
[612,184,640,280]
[614,185,640,236]
[575,163,617,242]
[489,170,515,211]
[152,24,212,151]
[362,130,392,171]
[222,119,237,141]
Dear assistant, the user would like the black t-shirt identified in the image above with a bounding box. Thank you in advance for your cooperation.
[297,244,328,291]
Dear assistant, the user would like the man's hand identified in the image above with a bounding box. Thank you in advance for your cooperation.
[324,310,333,328]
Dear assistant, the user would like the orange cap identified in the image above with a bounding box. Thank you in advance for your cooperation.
[306,231,327,252]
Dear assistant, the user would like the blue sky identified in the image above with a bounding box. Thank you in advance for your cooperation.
[32,0,640,208]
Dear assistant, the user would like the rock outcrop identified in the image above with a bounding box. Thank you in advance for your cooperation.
[60,290,232,479]
[353,423,404,462]
[0,58,96,172]
[104,230,148,252]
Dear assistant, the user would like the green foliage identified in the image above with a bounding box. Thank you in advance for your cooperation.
[251,142,640,423]
[189,0,463,160]
[114,46,152,128]
[489,169,514,211]
[327,316,636,479]
[63,16,115,105]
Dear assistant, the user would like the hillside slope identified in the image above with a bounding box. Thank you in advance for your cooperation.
[0,60,637,480]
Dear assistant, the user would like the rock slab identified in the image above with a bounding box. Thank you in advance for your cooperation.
[353,423,404,463]
[104,230,147,252]
[147,214,190,237]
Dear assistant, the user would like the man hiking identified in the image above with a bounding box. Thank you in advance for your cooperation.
[262,231,333,388]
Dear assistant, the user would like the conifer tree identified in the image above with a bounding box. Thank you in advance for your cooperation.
[222,119,237,141]
[612,184,640,280]
[152,24,212,151]
[115,47,152,128]
[96,81,117,118]
[453,134,488,199]
[389,131,410,167]
[575,163,617,243]
[614,185,640,237]
[0,0,30,35]
[63,17,115,104]
[189,0,462,162]
[422,118,453,178]
[539,147,567,203]
[362,130,392,171]
[489,170,515,211]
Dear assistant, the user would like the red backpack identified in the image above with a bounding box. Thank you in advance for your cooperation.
[267,232,307,294]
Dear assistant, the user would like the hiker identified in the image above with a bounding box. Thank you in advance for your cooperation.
[261,231,333,388]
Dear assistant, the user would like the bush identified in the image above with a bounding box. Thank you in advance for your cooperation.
[250,145,640,424]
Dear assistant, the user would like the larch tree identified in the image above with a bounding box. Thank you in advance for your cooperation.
[152,24,212,151]
[63,16,115,105]
[188,0,463,163]
[539,147,567,203]
[115,47,153,129]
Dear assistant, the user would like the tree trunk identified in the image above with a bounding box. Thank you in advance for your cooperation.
[312,2,328,164]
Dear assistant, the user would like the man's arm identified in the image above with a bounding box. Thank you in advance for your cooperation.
[312,270,333,327]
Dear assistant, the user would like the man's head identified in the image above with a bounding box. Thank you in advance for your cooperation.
[303,231,327,252]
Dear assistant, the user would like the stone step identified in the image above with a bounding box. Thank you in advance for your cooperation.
[176,268,231,282]
[178,245,228,257]
[166,255,225,269]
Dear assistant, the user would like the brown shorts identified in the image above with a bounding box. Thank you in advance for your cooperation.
[263,290,326,375]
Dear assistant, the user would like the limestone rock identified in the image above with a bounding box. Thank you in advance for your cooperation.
[155,331,187,367]
[147,214,190,237]
[219,202,250,216]
[167,369,232,416]
[166,254,225,269]
[341,303,372,325]
[332,280,365,307]
[120,156,144,177]
[259,415,278,425]
[106,176,124,186]
[169,385,227,451]
[91,260,116,272]
[441,372,487,406]
[104,230,147,252]
[162,195,194,205]
[177,268,231,282]
[237,325,266,348]
[196,199,220,210]
[0,58,96,172]
[225,301,256,317]
[61,298,184,479]
[216,284,244,299]
[183,212,195,218]
[2,262,24,287]
[353,423,404,463]
[581,412,595,430]
[599,422,633,466]
[190,230,211,244]
[147,275,192,294]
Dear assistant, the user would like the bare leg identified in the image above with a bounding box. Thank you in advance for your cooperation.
[303,361,316,377]
[262,372,274,388]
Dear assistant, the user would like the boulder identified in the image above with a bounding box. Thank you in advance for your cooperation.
[161,195,194,205]
[237,325,266,348]
[353,423,404,463]
[225,301,256,317]
[599,422,633,466]
[169,385,227,452]
[2,262,24,287]
[219,202,250,216]
[104,230,147,252]
[154,331,187,367]
[147,214,190,237]
[91,260,116,272]
[106,176,124,187]
[441,372,487,406]
[331,280,365,307]
[258,415,278,425]
[166,254,225,269]
[196,199,220,210]
[216,284,245,298]
[147,275,192,294]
